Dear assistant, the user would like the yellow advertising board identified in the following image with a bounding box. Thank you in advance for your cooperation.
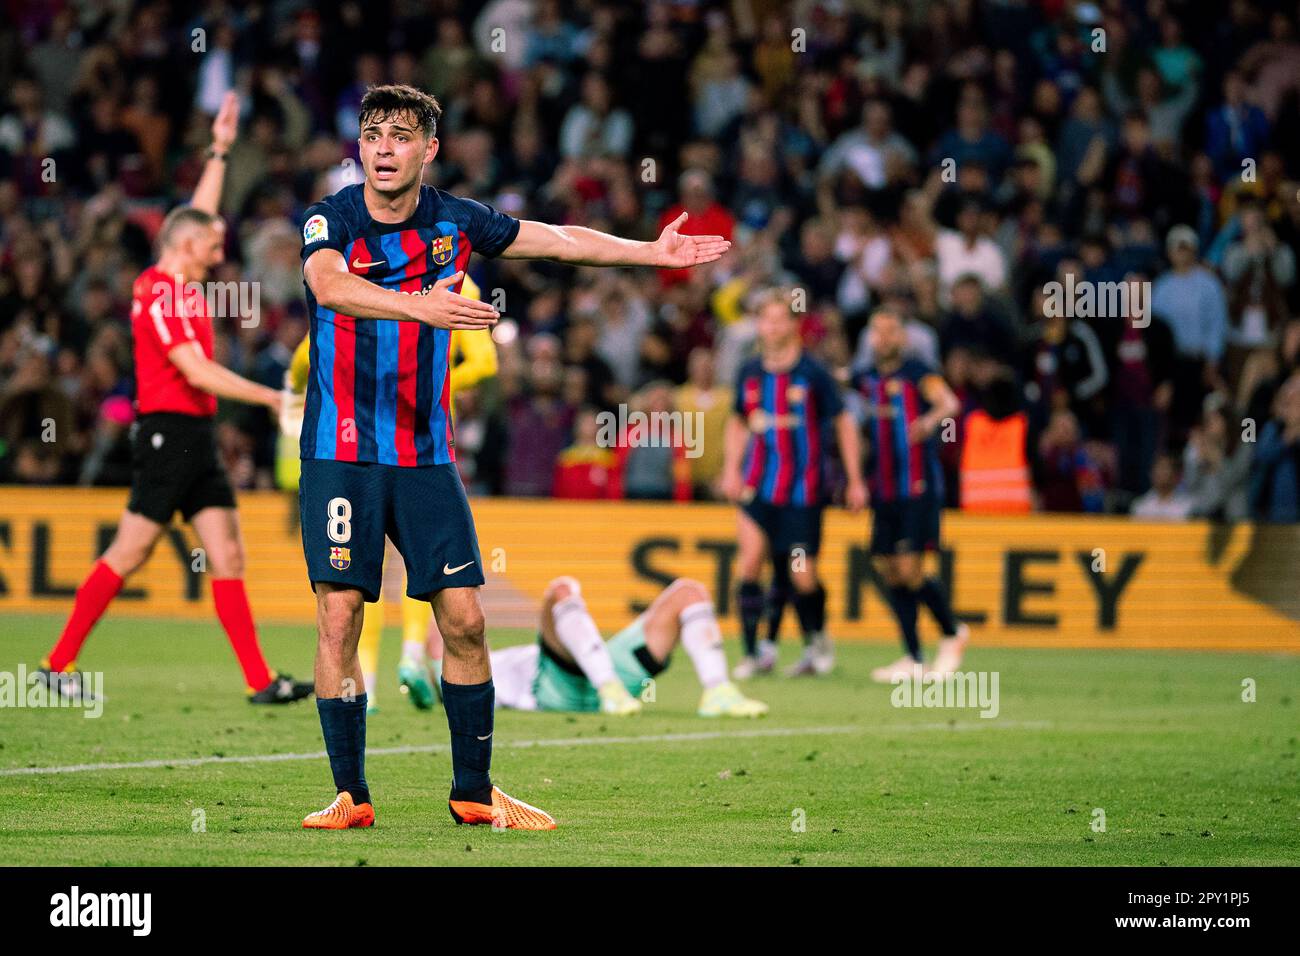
[1,488,1297,652]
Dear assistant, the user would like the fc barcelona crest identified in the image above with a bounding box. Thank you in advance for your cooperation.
[329,547,351,571]
[431,234,455,266]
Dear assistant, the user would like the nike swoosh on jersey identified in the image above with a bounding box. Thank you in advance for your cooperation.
[351,258,386,269]
[443,561,475,575]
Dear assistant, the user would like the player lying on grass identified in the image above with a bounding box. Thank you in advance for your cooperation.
[36,93,311,706]
[487,575,768,718]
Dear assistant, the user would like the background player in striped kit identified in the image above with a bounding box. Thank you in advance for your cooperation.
[722,289,867,679]
[852,308,969,682]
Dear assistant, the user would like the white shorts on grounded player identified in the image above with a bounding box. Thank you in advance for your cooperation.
[491,644,540,711]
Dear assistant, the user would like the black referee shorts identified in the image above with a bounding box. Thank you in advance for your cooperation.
[126,412,236,525]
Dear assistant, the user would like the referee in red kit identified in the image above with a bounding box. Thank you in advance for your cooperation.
[36,93,312,705]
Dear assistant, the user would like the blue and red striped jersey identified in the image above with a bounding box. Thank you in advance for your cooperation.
[734,353,843,507]
[851,358,945,502]
[298,183,519,466]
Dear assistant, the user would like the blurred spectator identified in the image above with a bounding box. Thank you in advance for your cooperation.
[673,347,730,499]
[1184,399,1253,520]
[1249,371,1300,522]
[1034,408,1110,513]
[553,406,618,499]
[1153,225,1229,433]
[615,381,691,501]
[1,0,1296,522]
[504,334,574,497]
[1131,452,1195,520]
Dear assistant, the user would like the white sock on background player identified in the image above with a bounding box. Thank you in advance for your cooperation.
[552,593,617,688]
[400,639,424,665]
[680,601,728,689]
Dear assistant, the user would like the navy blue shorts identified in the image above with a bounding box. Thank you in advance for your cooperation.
[870,496,941,555]
[299,459,485,602]
[741,499,824,557]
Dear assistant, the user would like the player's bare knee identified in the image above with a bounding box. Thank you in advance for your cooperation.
[872,557,899,587]
[790,564,819,593]
[668,577,710,607]
[440,607,486,653]
[208,542,245,578]
[316,588,363,647]
[544,576,581,605]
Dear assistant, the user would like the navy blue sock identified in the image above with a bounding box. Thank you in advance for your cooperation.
[765,560,791,643]
[764,583,789,643]
[737,581,764,656]
[317,694,370,806]
[442,678,494,804]
[886,586,922,662]
[916,577,959,637]
[792,585,827,644]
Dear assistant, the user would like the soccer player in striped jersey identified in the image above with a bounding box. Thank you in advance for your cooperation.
[721,289,867,679]
[297,85,729,831]
[851,308,968,682]
[279,275,495,715]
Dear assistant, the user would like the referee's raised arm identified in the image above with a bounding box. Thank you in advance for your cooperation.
[190,91,238,216]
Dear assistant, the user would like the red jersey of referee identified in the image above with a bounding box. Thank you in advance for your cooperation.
[130,265,216,417]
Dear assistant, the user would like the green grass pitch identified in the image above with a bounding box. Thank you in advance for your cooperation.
[1,613,1296,866]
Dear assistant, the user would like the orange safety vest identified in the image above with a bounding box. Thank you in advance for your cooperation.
[959,410,1032,513]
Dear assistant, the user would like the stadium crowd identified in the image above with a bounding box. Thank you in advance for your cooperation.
[2,0,1300,521]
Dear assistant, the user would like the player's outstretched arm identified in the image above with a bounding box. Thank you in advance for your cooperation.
[305,248,498,330]
[191,92,239,216]
[499,213,730,268]
[168,342,281,411]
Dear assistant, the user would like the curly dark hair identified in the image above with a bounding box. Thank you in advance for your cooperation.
[358,84,443,138]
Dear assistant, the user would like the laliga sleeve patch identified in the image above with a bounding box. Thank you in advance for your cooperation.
[303,214,329,244]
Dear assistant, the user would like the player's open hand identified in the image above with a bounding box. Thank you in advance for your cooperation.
[654,213,731,268]
[211,91,239,152]
[413,272,500,330]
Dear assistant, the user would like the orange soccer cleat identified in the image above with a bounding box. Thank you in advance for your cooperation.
[302,791,376,829]
[449,786,557,830]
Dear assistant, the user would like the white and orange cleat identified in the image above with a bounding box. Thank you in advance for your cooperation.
[449,786,557,830]
[302,791,375,829]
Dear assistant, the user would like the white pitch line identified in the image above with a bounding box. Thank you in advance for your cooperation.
[0,720,1051,778]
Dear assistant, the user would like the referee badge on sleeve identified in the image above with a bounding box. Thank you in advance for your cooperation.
[329,547,351,571]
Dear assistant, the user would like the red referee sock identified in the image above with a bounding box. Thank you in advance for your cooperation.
[46,560,124,672]
[211,579,274,692]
